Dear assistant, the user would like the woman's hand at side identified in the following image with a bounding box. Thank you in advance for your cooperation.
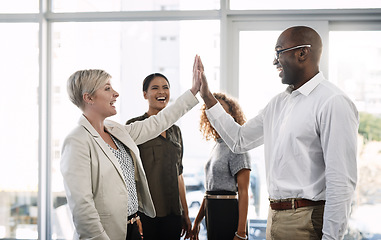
[190,222,200,240]
[190,198,206,240]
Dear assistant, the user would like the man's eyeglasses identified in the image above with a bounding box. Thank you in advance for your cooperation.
[274,44,311,61]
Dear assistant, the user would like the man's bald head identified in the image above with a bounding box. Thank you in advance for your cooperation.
[274,26,323,88]
[284,26,323,64]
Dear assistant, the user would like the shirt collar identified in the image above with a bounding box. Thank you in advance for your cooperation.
[291,72,325,96]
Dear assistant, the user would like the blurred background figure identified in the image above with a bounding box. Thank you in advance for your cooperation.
[191,92,251,240]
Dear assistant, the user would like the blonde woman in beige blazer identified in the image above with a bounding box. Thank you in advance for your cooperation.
[61,56,202,240]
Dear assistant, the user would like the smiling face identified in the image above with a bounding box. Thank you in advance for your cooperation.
[144,76,170,115]
[273,30,301,86]
[273,26,323,89]
[89,79,119,118]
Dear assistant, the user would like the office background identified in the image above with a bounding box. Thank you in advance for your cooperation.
[1,0,381,239]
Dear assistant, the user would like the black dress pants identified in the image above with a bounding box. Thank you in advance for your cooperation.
[126,214,143,240]
[138,212,182,240]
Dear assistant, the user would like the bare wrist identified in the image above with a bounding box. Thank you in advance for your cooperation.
[203,91,217,109]
[182,209,189,217]
[235,231,247,240]
[190,87,198,95]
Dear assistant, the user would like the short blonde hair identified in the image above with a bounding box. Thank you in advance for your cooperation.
[200,92,246,141]
[67,69,111,110]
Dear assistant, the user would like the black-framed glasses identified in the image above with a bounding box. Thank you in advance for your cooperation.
[274,44,311,61]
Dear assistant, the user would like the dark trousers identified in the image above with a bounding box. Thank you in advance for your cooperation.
[205,191,241,240]
[138,212,182,240]
[126,215,143,240]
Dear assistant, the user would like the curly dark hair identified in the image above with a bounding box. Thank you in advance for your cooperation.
[200,92,246,141]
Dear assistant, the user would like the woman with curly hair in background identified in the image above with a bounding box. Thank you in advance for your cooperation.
[191,92,251,240]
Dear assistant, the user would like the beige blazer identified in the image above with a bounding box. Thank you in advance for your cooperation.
[61,90,198,240]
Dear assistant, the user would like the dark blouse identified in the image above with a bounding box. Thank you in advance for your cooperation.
[127,113,184,217]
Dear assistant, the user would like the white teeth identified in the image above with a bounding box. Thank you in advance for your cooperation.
[157,97,166,101]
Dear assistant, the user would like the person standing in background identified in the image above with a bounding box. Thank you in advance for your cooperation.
[191,92,251,240]
[127,73,192,240]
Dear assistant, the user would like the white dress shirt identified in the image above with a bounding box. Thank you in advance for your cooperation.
[206,72,359,240]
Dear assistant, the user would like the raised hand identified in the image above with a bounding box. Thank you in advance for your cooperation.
[196,56,208,98]
[190,55,202,95]
[196,54,204,73]
[196,56,218,108]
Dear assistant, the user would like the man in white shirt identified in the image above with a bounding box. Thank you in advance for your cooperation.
[196,26,359,240]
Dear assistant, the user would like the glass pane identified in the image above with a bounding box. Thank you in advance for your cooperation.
[239,31,283,222]
[231,0,381,10]
[330,31,381,237]
[52,0,219,12]
[0,23,39,239]
[51,20,219,239]
[0,1,39,13]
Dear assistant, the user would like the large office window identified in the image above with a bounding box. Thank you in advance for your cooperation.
[329,31,381,235]
[0,23,39,239]
[1,0,381,239]
[239,31,284,219]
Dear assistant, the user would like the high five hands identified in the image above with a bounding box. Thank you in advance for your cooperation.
[191,55,202,95]
[192,55,217,108]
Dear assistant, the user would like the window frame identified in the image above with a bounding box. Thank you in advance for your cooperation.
[221,8,381,98]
